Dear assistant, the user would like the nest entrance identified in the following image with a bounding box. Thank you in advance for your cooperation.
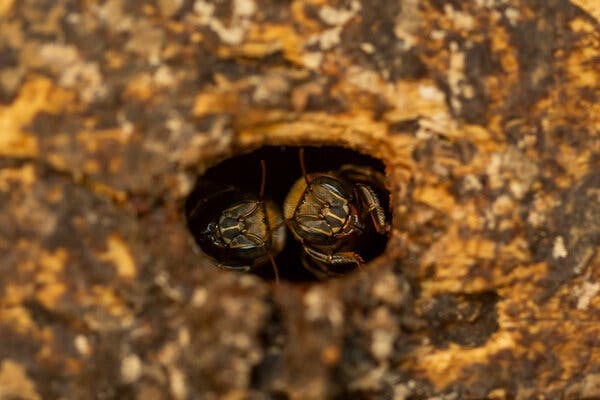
[185,146,390,282]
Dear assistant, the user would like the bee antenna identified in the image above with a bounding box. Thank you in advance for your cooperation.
[270,219,287,232]
[299,148,310,185]
[259,159,267,200]
[269,254,280,284]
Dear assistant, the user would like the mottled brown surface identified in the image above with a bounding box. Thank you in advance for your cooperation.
[0,0,599,399]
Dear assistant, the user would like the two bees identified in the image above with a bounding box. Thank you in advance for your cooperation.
[186,150,390,280]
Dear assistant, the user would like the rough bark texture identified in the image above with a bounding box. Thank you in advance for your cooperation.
[0,0,599,399]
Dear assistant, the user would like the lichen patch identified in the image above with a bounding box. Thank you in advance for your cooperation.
[0,78,73,157]
[98,235,137,280]
[0,360,41,400]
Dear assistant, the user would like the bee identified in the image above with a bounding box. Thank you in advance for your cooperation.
[185,160,285,280]
[283,149,390,278]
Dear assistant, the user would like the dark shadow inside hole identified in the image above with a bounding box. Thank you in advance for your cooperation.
[185,146,390,282]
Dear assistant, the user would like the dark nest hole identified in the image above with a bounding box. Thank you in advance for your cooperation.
[185,146,390,282]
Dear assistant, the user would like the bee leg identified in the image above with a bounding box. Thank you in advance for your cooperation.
[355,183,390,234]
[301,252,362,279]
[269,254,280,284]
[301,256,334,280]
[339,164,387,190]
[303,246,364,267]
